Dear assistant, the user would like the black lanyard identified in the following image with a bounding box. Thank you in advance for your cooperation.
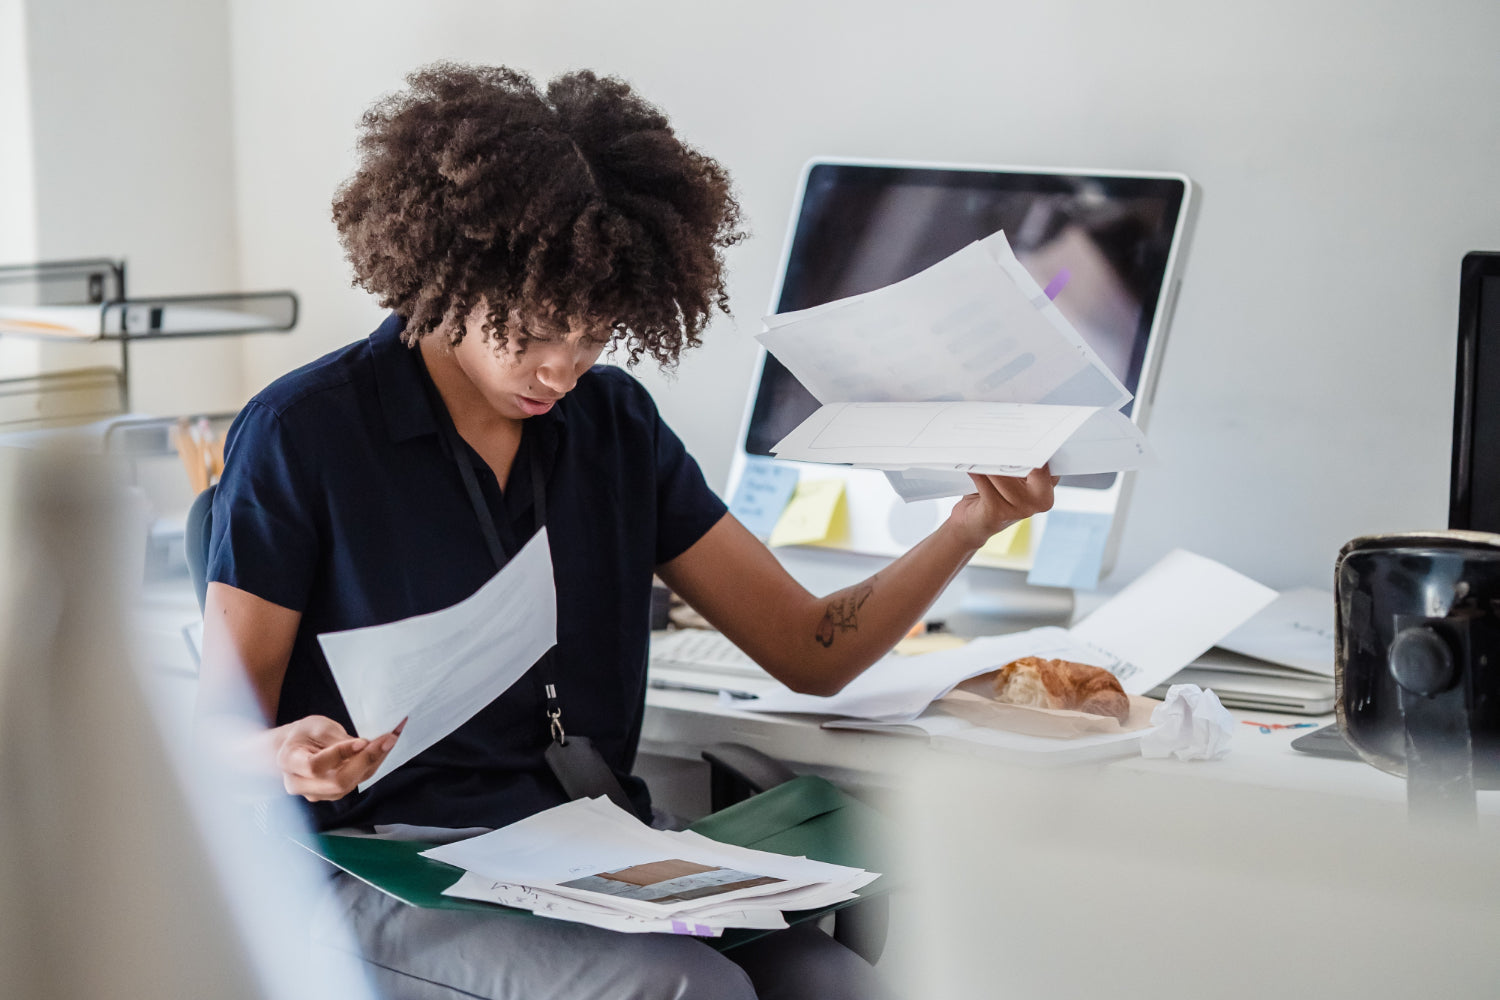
[415,350,637,815]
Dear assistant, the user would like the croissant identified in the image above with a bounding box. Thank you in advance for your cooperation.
[991,656,1130,723]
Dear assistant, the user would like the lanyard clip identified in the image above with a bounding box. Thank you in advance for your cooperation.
[545,682,566,745]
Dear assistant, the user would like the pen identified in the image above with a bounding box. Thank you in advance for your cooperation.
[648,679,758,700]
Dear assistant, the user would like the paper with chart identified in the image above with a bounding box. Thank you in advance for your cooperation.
[424,796,878,934]
[318,529,557,790]
[731,549,1279,720]
[757,231,1147,490]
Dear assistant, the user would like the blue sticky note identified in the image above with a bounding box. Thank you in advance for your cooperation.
[1026,511,1111,590]
[728,459,800,539]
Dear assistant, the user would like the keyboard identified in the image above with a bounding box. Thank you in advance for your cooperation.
[648,629,771,682]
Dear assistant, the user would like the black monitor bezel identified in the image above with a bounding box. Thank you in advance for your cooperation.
[1450,251,1500,531]
[744,162,1190,490]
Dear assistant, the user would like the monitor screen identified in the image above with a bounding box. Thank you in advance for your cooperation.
[744,162,1188,490]
[731,159,1195,601]
[1451,253,1500,533]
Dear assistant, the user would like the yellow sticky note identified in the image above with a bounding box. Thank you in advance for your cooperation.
[769,479,846,548]
[974,517,1032,570]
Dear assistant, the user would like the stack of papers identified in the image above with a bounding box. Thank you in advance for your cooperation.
[421,797,880,937]
[1150,587,1337,714]
[728,550,1278,752]
[758,231,1146,499]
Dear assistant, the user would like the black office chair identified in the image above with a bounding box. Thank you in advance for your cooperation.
[182,486,889,963]
[185,483,217,613]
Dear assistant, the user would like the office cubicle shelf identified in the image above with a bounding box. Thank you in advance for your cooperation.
[0,258,298,411]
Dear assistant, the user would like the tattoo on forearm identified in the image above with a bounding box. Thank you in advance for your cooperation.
[815,580,875,648]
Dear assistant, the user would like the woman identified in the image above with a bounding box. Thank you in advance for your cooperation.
[201,63,1056,1000]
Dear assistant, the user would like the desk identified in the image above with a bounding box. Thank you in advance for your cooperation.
[132,577,1500,816]
[641,670,1500,815]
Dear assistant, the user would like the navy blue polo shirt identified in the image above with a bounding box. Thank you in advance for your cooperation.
[207,313,727,831]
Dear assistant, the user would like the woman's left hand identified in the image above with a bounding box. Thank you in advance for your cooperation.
[946,467,1059,549]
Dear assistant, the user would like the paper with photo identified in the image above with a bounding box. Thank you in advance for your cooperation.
[422,797,865,919]
[319,529,557,790]
[440,873,790,935]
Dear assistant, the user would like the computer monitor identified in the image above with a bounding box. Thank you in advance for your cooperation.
[1450,251,1500,533]
[728,159,1197,622]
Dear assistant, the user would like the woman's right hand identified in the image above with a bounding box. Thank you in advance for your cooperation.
[275,715,404,801]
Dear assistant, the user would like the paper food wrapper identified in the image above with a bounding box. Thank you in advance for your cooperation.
[935,674,1159,739]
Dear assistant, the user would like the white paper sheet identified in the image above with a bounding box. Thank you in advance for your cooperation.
[318,529,558,790]
[423,797,871,919]
[1215,586,1336,676]
[440,873,790,935]
[772,402,1148,478]
[754,230,1143,493]
[730,628,1111,723]
[735,550,1278,719]
[758,233,1129,410]
[1069,549,1278,694]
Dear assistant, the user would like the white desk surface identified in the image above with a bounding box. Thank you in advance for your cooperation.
[132,578,1499,812]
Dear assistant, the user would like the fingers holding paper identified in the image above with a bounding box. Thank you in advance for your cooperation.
[949,466,1058,548]
[276,714,405,801]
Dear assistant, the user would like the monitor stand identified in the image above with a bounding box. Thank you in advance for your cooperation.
[944,573,1074,638]
[772,546,1074,639]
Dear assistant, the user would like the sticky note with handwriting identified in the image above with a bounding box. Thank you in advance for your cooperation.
[727,458,801,539]
[1026,511,1110,590]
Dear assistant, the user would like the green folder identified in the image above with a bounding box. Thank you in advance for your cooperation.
[293,774,891,951]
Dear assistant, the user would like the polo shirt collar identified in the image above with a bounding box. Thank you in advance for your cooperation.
[367,312,570,448]
[370,313,436,443]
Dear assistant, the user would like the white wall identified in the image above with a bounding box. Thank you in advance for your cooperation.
[225,0,1500,590]
[0,0,39,378]
[22,0,244,415]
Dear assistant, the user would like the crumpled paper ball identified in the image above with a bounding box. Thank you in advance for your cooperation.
[1138,683,1234,761]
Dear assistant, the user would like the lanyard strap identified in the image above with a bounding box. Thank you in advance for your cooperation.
[415,354,563,738]
[413,350,639,817]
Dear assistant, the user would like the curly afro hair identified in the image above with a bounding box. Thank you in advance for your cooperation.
[331,63,745,367]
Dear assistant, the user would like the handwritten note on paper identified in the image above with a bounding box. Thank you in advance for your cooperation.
[728,459,800,539]
[1026,511,1111,590]
[769,479,846,547]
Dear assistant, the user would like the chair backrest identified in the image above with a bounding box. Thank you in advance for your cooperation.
[185,484,216,613]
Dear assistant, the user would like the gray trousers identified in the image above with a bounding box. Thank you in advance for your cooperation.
[315,872,897,1000]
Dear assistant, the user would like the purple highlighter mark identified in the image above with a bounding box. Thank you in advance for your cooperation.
[670,920,713,936]
[672,920,690,934]
[1042,269,1071,301]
